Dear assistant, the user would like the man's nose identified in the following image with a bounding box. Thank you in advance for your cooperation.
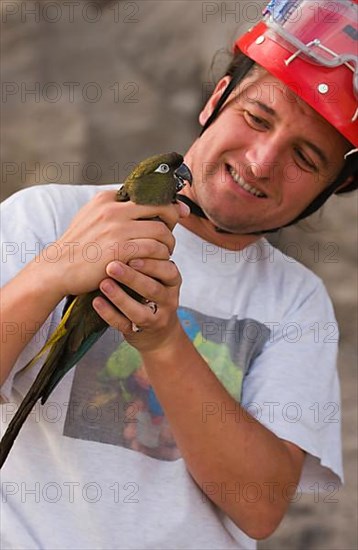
[244,136,281,180]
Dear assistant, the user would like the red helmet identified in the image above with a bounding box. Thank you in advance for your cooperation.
[235,0,358,148]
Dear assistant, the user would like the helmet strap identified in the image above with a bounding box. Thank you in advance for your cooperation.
[200,57,255,136]
[278,154,358,229]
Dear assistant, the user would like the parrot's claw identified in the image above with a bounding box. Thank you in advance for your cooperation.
[131,323,143,333]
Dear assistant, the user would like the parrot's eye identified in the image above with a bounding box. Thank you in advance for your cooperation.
[155,163,170,174]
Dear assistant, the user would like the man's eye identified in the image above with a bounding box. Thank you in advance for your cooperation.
[244,111,269,130]
[294,148,317,172]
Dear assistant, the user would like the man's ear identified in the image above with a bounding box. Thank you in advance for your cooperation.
[199,76,232,127]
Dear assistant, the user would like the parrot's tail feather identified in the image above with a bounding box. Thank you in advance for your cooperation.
[0,317,76,467]
[0,323,107,467]
[18,297,80,375]
[0,366,52,468]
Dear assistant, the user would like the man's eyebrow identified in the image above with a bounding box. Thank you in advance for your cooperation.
[254,100,276,117]
[246,99,277,117]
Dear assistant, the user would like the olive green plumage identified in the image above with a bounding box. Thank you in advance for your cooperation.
[0,152,191,468]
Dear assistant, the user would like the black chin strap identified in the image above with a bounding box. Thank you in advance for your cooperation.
[176,195,236,234]
[283,157,358,228]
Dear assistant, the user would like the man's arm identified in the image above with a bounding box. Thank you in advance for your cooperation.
[91,258,305,540]
[0,189,187,385]
[0,261,65,385]
[141,327,305,540]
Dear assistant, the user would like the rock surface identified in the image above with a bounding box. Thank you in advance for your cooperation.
[1,2,357,548]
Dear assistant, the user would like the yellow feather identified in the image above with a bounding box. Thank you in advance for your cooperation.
[19,297,79,373]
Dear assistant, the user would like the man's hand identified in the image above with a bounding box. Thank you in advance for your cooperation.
[93,255,183,354]
[46,190,187,300]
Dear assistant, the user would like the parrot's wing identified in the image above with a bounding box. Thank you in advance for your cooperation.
[16,292,107,404]
[18,295,81,375]
[39,291,108,404]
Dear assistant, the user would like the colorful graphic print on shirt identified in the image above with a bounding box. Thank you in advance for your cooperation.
[63,306,269,461]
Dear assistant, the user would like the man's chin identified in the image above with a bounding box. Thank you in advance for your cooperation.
[204,209,264,236]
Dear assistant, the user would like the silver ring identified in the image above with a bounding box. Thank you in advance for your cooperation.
[144,300,158,315]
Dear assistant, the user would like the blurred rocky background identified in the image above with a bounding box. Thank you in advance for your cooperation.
[1,1,357,548]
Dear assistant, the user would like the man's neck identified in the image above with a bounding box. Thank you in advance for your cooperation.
[179,215,261,251]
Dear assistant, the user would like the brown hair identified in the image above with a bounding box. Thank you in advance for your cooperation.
[200,52,255,135]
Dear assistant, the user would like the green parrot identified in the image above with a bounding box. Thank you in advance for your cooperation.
[0,152,192,468]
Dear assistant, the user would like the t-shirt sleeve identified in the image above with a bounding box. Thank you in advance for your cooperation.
[240,277,343,490]
[1,185,62,285]
[0,185,67,398]
[1,183,118,400]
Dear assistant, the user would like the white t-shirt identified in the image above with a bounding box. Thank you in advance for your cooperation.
[0,184,343,550]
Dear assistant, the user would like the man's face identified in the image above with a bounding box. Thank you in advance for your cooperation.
[184,69,351,234]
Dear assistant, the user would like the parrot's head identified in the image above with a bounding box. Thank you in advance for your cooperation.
[117,152,192,205]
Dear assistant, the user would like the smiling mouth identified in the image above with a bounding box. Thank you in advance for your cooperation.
[227,165,267,198]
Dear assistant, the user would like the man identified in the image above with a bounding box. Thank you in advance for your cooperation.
[1,1,357,548]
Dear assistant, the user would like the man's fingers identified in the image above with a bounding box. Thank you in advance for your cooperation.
[128,258,181,288]
[92,295,133,334]
[126,222,176,255]
[105,262,164,304]
[121,239,171,262]
[127,201,183,230]
[96,259,181,331]
[97,278,160,332]
[108,259,181,290]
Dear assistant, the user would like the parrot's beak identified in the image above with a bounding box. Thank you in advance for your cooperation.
[174,163,192,191]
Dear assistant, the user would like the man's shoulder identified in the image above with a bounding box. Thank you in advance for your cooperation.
[258,240,334,320]
[267,239,321,278]
[175,227,327,309]
[176,227,322,288]
[2,182,119,232]
[5,182,117,207]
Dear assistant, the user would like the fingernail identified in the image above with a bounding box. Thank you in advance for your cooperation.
[92,297,103,311]
[101,280,114,294]
[107,261,123,277]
